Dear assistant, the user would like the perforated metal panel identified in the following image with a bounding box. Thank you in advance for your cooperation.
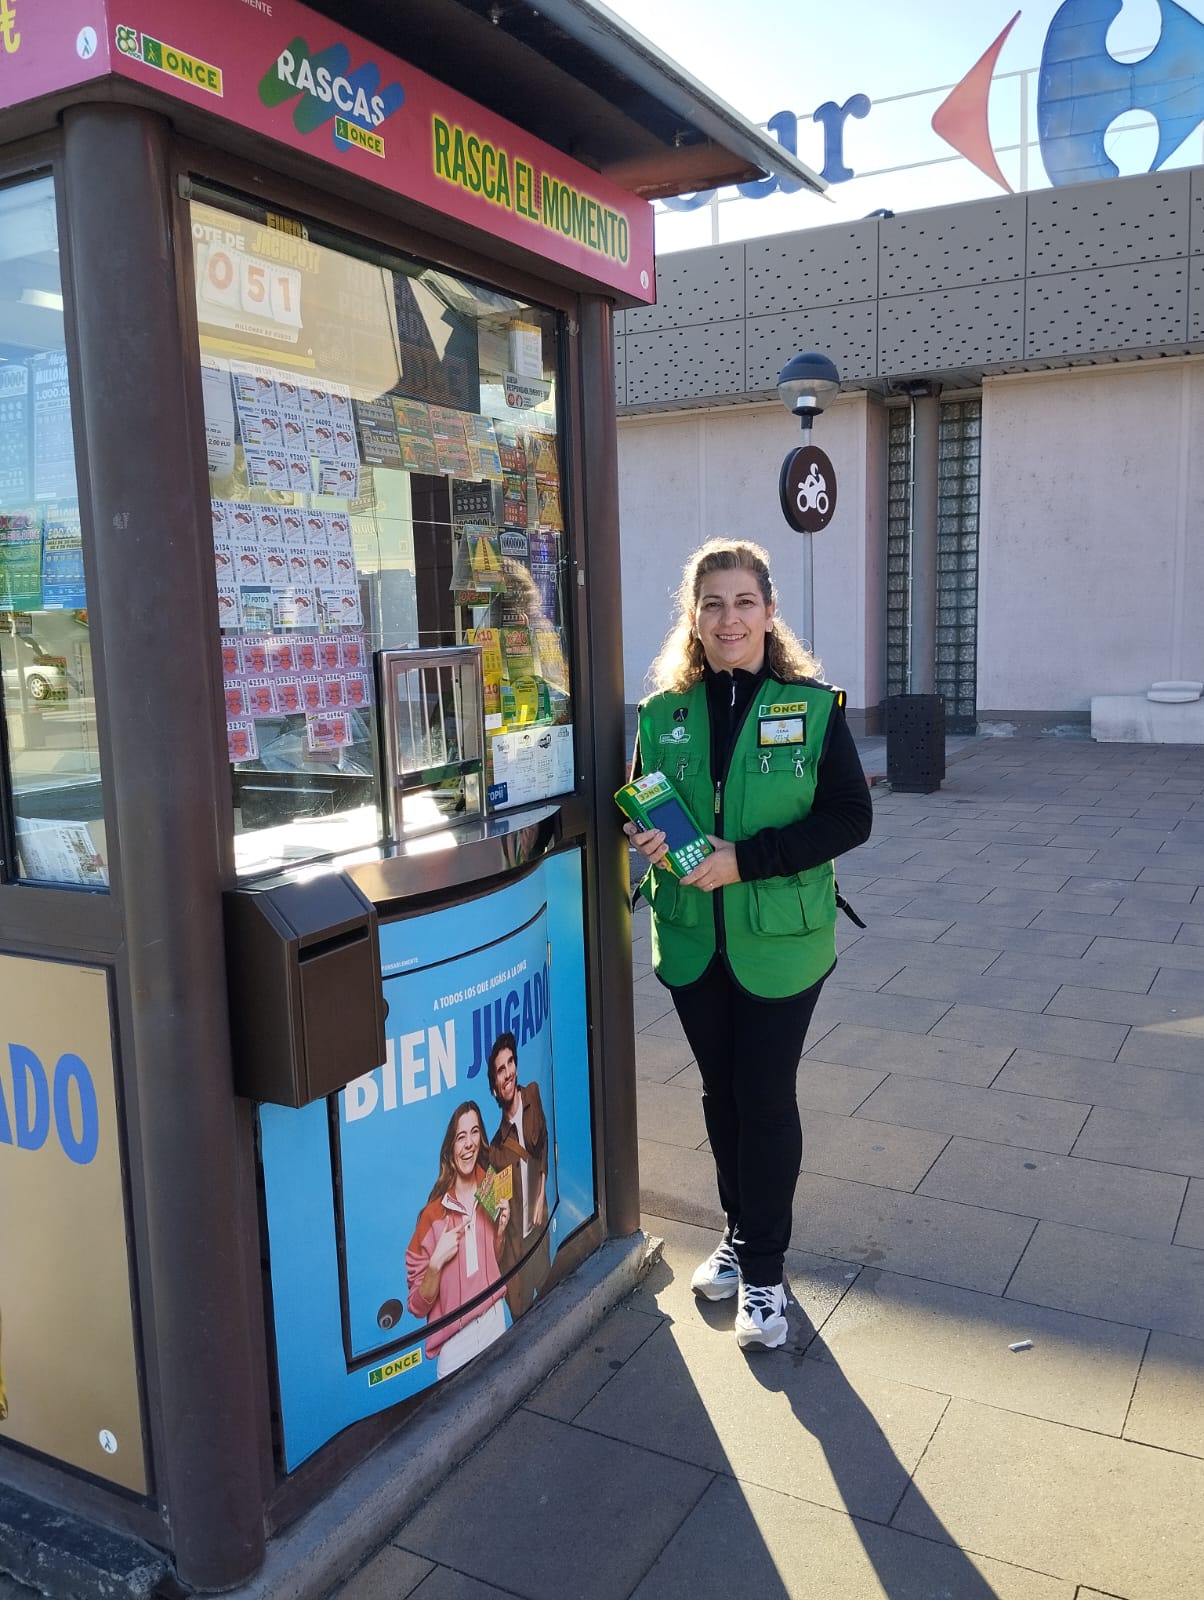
[1189,167,1204,256]
[614,334,627,409]
[1189,255,1204,342]
[745,303,878,391]
[1025,261,1188,357]
[623,245,745,333]
[879,197,1026,296]
[624,322,746,406]
[745,222,878,313]
[1027,171,1190,274]
[885,399,980,732]
[878,283,1025,376]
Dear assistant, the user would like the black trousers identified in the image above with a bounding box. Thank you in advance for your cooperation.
[671,960,825,1287]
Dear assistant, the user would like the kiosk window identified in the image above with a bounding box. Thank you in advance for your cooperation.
[190,195,575,878]
[0,177,107,890]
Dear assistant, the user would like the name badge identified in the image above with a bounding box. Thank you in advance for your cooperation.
[758,715,805,746]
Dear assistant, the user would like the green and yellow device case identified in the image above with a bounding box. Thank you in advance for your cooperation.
[615,770,714,877]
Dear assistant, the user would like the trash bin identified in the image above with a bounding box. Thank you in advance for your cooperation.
[885,693,946,794]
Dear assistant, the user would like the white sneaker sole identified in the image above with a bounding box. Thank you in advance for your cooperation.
[691,1276,739,1302]
[735,1315,789,1350]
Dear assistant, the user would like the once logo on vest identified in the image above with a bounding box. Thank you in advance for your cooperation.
[659,726,690,744]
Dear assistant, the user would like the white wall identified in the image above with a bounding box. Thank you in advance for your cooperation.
[978,358,1204,712]
[616,393,879,708]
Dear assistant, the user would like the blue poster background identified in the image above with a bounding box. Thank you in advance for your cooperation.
[259,849,594,1470]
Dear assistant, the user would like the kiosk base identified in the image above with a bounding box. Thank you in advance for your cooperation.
[0,1481,169,1600]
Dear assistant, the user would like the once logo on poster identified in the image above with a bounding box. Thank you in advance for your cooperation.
[259,37,405,156]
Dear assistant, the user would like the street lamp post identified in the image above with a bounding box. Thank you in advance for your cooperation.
[776,351,840,650]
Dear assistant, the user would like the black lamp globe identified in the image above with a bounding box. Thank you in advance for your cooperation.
[777,351,841,425]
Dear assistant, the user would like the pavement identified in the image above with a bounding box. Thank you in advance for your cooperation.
[329,735,1204,1600]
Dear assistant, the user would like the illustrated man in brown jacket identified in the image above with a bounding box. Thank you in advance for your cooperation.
[487,1031,550,1318]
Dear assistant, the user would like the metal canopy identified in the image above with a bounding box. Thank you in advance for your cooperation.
[306,0,827,201]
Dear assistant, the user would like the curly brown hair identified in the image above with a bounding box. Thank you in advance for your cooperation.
[647,539,822,694]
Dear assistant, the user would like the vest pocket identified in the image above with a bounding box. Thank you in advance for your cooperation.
[647,868,702,928]
[750,871,836,935]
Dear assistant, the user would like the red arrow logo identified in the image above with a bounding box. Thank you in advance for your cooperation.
[931,11,1020,192]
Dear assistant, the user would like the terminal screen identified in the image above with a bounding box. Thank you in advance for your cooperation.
[647,794,702,851]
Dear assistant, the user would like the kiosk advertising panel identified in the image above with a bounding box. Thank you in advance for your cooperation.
[0,956,145,1494]
[258,848,593,1469]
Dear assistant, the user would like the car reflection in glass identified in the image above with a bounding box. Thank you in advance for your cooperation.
[0,631,77,702]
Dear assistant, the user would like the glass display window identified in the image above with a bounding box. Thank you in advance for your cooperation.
[0,176,106,890]
[189,194,575,879]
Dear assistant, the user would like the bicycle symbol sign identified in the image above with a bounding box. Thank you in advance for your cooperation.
[779,445,837,534]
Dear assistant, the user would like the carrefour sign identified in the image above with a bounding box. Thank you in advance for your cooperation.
[666,0,1204,211]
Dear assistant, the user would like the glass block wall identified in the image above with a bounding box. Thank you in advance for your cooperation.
[885,398,981,733]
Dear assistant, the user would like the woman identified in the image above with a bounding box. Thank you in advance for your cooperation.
[626,539,872,1351]
[405,1101,511,1378]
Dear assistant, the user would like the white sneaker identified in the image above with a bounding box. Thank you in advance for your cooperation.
[735,1282,789,1350]
[690,1236,740,1301]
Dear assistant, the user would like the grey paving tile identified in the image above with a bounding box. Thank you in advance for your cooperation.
[637,1138,723,1234]
[918,1136,1184,1241]
[1045,983,1202,1028]
[808,985,953,1038]
[1115,1028,1204,1074]
[857,1078,1089,1154]
[1072,1104,1204,1179]
[859,856,961,883]
[858,875,991,905]
[823,946,908,991]
[797,1058,889,1114]
[1175,1178,1204,1247]
[804,1020,1013,1087]
[337,1547,434,1600]
[406,1570,516,1600]
[931,1004,1128,1063]
[881,967,1059,1012]
[1087,933,1204,970]
[940,864,1070,893]
[939,921,1093,958]
[1176,922,1204,947]
[1067,876,1196,904]
[791,1171,1036,1293]
[525,1303,661,1423]
[1007,1219,1204,1339]
[575,1317,946,1522]
[634,1212,854,1331]
[853,913,959,942]
[634,1028,696,1083]
[635,1077,708,1150]
[895,1398,1204,1599]
[905,891,1043,929]
[812,1267,1147,1433]
[1124,1329,1204,1458]
[640,1009,691,1042]
[996,1048,1204,1122]
[802,1107,948,1190]
[395,1409,710,1600]
[1013,846,1101,869]
[630,1475,1072,1600]
[1150,965,1204,1001]
[632,988,676,1028]
[984,951,1158,994]
[631,969,672,998]
[1139,864,1204,884]
[1033,907,1186,941]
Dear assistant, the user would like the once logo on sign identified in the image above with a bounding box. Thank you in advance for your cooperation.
[779,445,837,534]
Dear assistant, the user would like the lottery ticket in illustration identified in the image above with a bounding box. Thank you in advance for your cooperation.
[294,636,319,672]
[537,483,564,530]
[304,415,336,458]
[226,720,259,763]
[274,587,317,629]
[253,504,284,542]
[286,547,313,586]
[502,470,529,528]
[226,501,257,540]
[527,431,559,482]
[320,586,363,627]
[309,546,334,586]
[236,405,274,449]
[241,636,269,674]
[494,423,526,473]
[429,407,472,477]
[326,511,352,547]
[286,453,314,493]
[231,541,265,584]
[275,374,304,414]
[342,671,373,709]
[466,415,503,481]
[224,679,250,719]
[240,586,275,633]
[210,498,230,539]
[274,676,303,715]
[339,634,366,671]
[331,547,356,584]
[216,585,241,629]
[245,677,279,719]
[318,459,359,498]
[317,635,342,671]
[328,383,353,426]
[260,544,290,587]
[298,673,326,713]
[305,712,352,751]
[279,411,307,453]
[221,638,242,676]
[230,361,278,408]
[333,422,358,461]
[324,673,346,709]
[281,508,307,545]
[300,384,332,419]
[266,637,296,674]
[243,449,287,490]
[212,536,235,583]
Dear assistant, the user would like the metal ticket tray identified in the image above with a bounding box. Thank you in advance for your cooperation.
[224,871,387,1107]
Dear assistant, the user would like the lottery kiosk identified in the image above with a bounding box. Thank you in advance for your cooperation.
[0,0,815,1591]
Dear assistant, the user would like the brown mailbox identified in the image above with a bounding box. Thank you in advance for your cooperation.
[224,873,387,1107]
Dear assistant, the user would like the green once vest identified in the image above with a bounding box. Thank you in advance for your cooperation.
[637,677,840,999]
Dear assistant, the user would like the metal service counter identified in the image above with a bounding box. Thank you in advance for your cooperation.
[0,0,818,1590]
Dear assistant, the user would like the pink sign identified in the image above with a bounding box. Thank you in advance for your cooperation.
[0,0,110,108]
[9,0,654,303]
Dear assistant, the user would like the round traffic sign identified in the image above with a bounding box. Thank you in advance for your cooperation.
[779,445,837,533]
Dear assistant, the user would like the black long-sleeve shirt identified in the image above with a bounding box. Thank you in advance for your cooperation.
[701,665,873,880]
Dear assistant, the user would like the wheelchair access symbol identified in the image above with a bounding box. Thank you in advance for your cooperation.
[779,445,837,534]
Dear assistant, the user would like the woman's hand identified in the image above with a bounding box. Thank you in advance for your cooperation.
[494,1199,510,1240]
[430,1219,465,1271]
[680,836,741,891]
[623,819,669,867]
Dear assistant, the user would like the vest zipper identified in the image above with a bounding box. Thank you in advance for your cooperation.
[711,674,764,961]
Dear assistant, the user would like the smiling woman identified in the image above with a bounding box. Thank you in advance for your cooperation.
[0,175,106,890]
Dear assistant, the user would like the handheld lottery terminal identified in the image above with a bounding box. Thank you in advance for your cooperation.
[615,771,715,878]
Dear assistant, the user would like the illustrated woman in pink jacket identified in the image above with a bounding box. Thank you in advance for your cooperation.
[405,1101,512,1378]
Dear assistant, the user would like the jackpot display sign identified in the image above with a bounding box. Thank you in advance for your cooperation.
[4,0,654,304]
[0,956,145,1493]
[258,849,593,1470]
